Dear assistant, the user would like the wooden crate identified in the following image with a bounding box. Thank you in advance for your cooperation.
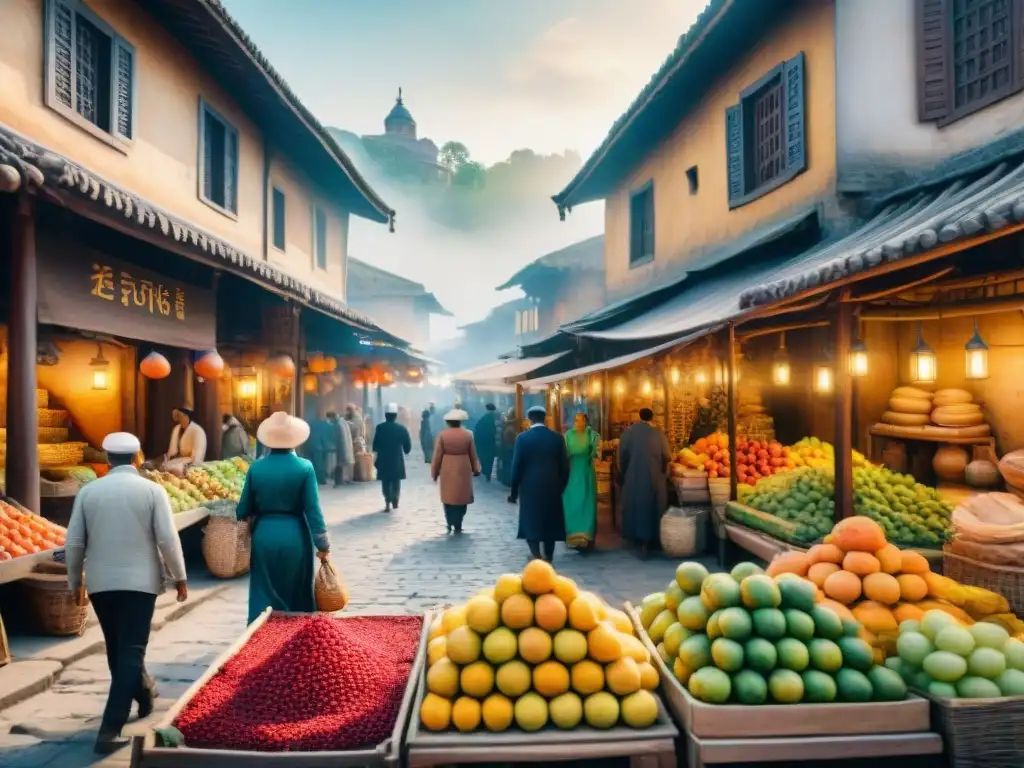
[131,608,431,767]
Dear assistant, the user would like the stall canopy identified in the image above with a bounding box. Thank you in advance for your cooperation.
[451,351,569,385]
[521,328,722,392]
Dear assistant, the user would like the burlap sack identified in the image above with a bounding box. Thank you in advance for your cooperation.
[314,560,349,613]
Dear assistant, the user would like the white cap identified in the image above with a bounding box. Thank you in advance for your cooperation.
[102,431,141,455]
[385,402,399,415]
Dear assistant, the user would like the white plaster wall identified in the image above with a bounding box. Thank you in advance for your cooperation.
[836,0,1024,190]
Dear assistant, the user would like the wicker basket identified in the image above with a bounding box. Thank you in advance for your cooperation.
[202,517,251,578]
[660,506,708,558]
[943,547,1024,616]
[37,409,69,428]
[38,442,87,467]
[0,427,69,444]
[36,389,48,409]
[21,573,89,636]
[921,690,1024,768]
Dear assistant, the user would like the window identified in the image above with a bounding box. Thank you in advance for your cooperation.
[917,0,1022,125]
[198,100,239,215]
[725,52,806,208]
[629,181,655,266]
[313,206,327,269]
[44,0,135,146]
[271,187,286,250]
[686,166,699,194]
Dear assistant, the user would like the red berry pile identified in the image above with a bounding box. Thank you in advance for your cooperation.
[175,613,423,752]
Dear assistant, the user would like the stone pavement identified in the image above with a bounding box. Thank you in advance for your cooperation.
[0,462,698,767]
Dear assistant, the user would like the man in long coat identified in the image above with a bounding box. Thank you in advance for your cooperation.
[508,406,569,563]
[618,407,671,558]
[472,403,499,482]
[372,403,411,512]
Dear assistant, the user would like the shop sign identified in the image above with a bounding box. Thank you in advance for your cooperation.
[37,244,215,349]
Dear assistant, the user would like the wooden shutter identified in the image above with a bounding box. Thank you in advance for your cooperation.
[224,127,238,213]
[783,52,807,175]
[725,104,744,204]
[201,110,215,202]
[643,186,655,258]
[47,0,75,109]
[272,188,286,249]
[629,193,642,263]
[113,37,134,140]
[917,0,950,122]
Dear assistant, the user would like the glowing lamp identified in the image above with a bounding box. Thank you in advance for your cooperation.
[849,338,868,378]
[238,380,257,398]
[670,367,680,385]
[813,364,833,395]
[89,343,109,390]
[910,323,937,384]
[641,378,653,396]
[772,333,790,387]
[590,378,602,396]
[92,369,108,390]
[694,368,708,386]
[302,373,318,393]
[965,320,989,381]
[614,378,625,395]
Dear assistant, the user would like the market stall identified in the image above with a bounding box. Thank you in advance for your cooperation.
[131,608,429,767]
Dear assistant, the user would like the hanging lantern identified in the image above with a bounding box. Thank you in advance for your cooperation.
[813,364,833,395]
[849,338,868,378]
[307,354,328,374]
[302,373,318,393]
[641,377,653,396]
[590,377,602,396]
[194,350,224,380]
[267,353,295,378]
[910,322,937,384]
[88,343,109,390]
[670,367,680,385]
[965,319,989,381]
[237,379,257,398]
[614,377,626,395]
[694,368,707,387]
[772,333,791,387]
[140,351,171,380]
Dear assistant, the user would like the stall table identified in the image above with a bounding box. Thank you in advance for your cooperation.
[625,604,942,767]
[173,507,210,533]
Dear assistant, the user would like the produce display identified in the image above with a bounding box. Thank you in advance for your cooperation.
[736,468,835,542]
[734,439,793,485]
[880,386,991,432]
[854,465,953,546]
[890,610,1024,698]
[188,458,248,502]
[638,560,909,705]
[144,471,206,513]
[677,432,730,478]
[420,560,663,734]
[175,613,423,751]
[760,517,1024,664]
[0,500,65,560]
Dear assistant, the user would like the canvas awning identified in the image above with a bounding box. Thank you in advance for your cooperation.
[450,352,569,385]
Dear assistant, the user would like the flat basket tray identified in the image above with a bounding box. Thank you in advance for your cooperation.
[131,608,432,768]
[404,641,678,766]
[625,604,931,740]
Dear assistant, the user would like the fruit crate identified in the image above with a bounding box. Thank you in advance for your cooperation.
[130,608,431,768]
[403,640,678,767]
[910,687,1024,768]
[625,604,942,767]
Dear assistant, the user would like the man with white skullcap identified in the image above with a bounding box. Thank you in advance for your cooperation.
[372,403,412,511]
[65,432,188,754]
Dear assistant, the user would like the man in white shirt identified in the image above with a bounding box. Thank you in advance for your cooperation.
[65,432,189,754]
[166,406,207,467]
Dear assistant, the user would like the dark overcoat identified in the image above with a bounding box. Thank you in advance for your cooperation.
[473,412,498,464]
[510,425,569,541]
[372,420,411,482]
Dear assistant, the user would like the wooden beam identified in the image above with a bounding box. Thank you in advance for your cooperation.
[726,325,738,504]
[738,320,830,342]
[7,196,40,513]
[834,295,854,521]
[844,267,955,302]
[860,295,1024,320]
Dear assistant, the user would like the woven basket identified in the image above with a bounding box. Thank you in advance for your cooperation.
[921,690,1024,768]
[202,517,251,578]
[660,506,708,558]
[36,389,48,409]
[40,476,80,498]
[0,427,69,444]
[21,573,89,636]
[37,409,68,428]
[38,442,87,467]
[943,547,1024,616]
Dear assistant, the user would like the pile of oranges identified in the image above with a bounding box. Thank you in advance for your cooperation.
[0,500,65,561]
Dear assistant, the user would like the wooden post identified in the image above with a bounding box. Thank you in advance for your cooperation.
[726,325,738,504]
[375,382,384,420]
[515,383,523,430]
[601,370,610,441]
[292,306,303,419]
[7,196,39,512]
[835,296,854,520]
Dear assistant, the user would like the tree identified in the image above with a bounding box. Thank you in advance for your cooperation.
[438,141,470,175]
[453,160,485,189]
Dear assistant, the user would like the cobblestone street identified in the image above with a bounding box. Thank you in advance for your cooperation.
[0,461,687,767]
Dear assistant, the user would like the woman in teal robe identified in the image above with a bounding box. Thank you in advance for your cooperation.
[237,413,331,624]
[562,412,599,551]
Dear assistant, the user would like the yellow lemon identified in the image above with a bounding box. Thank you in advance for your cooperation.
[426,658,460,698]
[481,693,514,732]
[605,656,642,696]
[446,625,482,665]
[493,573,524,604]
[638,661,660,691]
[420,693,452,731]
[606,607,635,635]
[522,559,557,595]
[553,575,580,607]
[518,627,553,664]
[495,660,532,697]
[500,593,535,629]
[427,636,448,666]
[568,594,601,632]
[553,628,589,664]
[482,627,518,664]
[514,692,549,732]
[465,595,500,634]
[535,593,569,632]
[587,621,624,663]
[460,661,495,699]
[533,660,571,698]
[441,606,467,633]
[428,619,445,641]
[571,659,605,695]
[451,696,482,733]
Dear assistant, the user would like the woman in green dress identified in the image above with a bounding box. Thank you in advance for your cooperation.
[563,412,600,551]
[236,412,331,624]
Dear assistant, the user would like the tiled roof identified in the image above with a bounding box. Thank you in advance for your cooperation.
[496,235,604,290]
[0,125,403,343]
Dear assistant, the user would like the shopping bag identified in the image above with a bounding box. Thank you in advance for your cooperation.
[314,559,349,613]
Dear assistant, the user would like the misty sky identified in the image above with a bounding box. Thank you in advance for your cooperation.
[220,0,706,338]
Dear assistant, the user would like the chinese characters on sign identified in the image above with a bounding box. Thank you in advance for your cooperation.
[91,263,185,320]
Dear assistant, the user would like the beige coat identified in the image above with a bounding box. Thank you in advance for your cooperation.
[431,427,481,506]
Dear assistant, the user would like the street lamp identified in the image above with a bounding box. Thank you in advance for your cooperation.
[772,333,791,387]
[910,322,937,384]
[965,319,989,381]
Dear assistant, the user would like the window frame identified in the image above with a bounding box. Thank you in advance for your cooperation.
[197,97,239,219]
[312,204,328,270]
[628,180,655,269]
[43,0,137,151]
[271,186,286,252]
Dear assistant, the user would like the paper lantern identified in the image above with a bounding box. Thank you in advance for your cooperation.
[965,320,989,381]
[909,323,937,384]
[849,338,868,378]
[772,333,790,387]
[302,373,318,393]
[307,354,336,374]
[267,354,295,378]
[194,350,224,380]
[140,351,171,380]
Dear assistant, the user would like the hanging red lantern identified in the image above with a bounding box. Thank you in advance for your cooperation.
[267,354,295,378]
[194,350,224,380]
[139,351,171,380]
